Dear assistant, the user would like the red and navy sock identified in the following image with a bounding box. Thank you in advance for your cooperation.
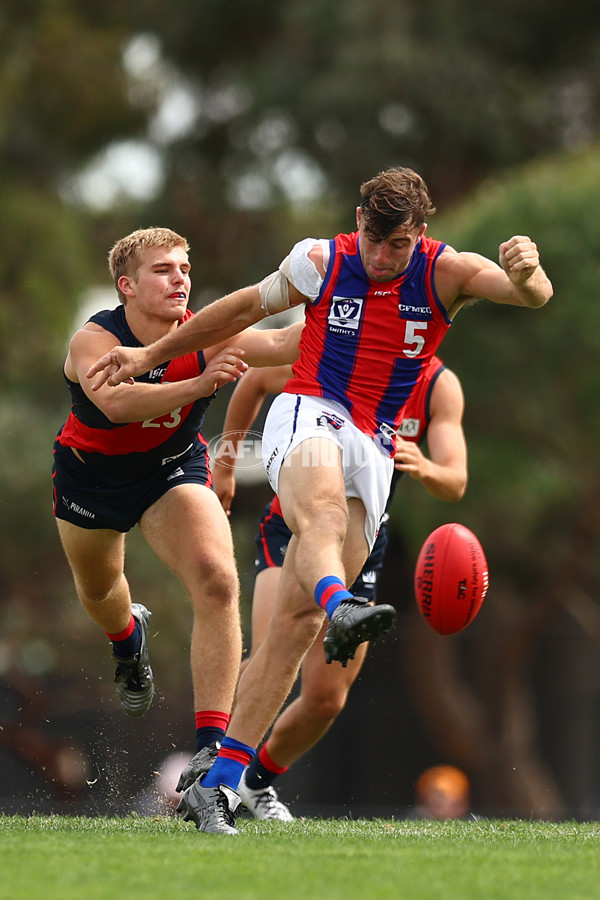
[314,575,353,619]
[202,736,255,791]
[244,742,289,790]
[195,710,231,752]
[106,615,141,660]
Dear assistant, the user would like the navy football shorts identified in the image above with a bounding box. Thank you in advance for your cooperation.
[52,439,211,532]
[254,500,389,604]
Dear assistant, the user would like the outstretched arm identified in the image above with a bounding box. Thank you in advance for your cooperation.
[205,320,303,370]
[87,283,268,389]
[395,368,468,502]
[87,262,311,390]
[69,326,248,424]
[212,365,292,513]
[443,235,553,318]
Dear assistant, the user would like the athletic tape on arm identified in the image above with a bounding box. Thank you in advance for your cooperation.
[259,238,329,314]
[258,268,290,315]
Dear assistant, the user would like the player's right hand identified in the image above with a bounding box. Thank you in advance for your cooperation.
[86,345,150,389]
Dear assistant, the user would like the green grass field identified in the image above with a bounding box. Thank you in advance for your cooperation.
[1,815,598,900]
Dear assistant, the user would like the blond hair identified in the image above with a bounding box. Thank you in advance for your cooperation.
[108,227,190,303]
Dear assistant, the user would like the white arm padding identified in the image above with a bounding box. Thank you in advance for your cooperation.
[284,238,329,300]
[259,238,330,314]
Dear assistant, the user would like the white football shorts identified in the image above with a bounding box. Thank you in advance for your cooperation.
[262,393,394,550]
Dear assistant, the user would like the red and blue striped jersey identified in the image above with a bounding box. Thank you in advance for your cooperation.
[57,306,214,473]
[396,355,445,445]
[284,232,451,454]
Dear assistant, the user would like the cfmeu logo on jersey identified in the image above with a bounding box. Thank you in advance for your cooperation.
[328,296,363,332]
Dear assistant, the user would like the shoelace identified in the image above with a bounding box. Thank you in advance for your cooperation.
[255,788,286,816]
[114,656,144,689]
[210,790,236,827]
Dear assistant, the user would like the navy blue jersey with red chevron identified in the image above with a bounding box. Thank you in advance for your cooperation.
[284,232,451,454]
[56,305,214,472]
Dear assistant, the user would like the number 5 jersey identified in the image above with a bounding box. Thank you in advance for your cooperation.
[284,232,451,454]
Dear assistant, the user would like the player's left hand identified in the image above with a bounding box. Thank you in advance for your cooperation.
[394,436,427,480]
[198,347,248,396]
[499,235,540,284]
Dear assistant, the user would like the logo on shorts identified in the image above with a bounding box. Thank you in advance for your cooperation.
[62,496,95,520]
[317,412,345,431]
[328,296,363,332]
[398,417,420,437]
[265,446,279,477]
[162,443,193,466]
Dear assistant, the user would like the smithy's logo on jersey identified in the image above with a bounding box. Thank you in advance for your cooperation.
[398,418,420,437]
[328,296,363,332]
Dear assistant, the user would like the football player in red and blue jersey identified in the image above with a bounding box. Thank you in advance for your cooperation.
[210,355,466,820]
[53,227,301,797]
[88,168,552,833]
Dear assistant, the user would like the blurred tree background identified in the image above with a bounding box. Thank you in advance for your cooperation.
[1,0,600,818]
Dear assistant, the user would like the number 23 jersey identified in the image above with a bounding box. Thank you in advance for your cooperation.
[55,305,214,477]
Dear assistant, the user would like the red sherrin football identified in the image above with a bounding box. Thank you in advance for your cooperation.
[414,523,489,635]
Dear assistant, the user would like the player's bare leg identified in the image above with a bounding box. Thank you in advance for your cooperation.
[278,448,396,664]
[230,538,326,748]
[56,520,131,632]
[140,483,242,717]
[226,496,371,753]
[277,438,349,597]
[265,629,368,766]
[56,520,154,716]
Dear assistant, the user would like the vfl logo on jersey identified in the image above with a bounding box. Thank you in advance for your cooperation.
[398,417,421,438]
[317,412,345,431]
[328,296,363,332]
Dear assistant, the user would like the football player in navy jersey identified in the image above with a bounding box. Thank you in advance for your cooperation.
[209,355,466,820]
[53,228,301,771]
[88,169,552,833]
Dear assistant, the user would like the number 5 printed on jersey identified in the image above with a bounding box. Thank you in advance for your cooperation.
[403,321,427,357]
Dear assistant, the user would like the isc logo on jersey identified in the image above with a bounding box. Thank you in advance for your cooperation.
[328,296,363,332]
